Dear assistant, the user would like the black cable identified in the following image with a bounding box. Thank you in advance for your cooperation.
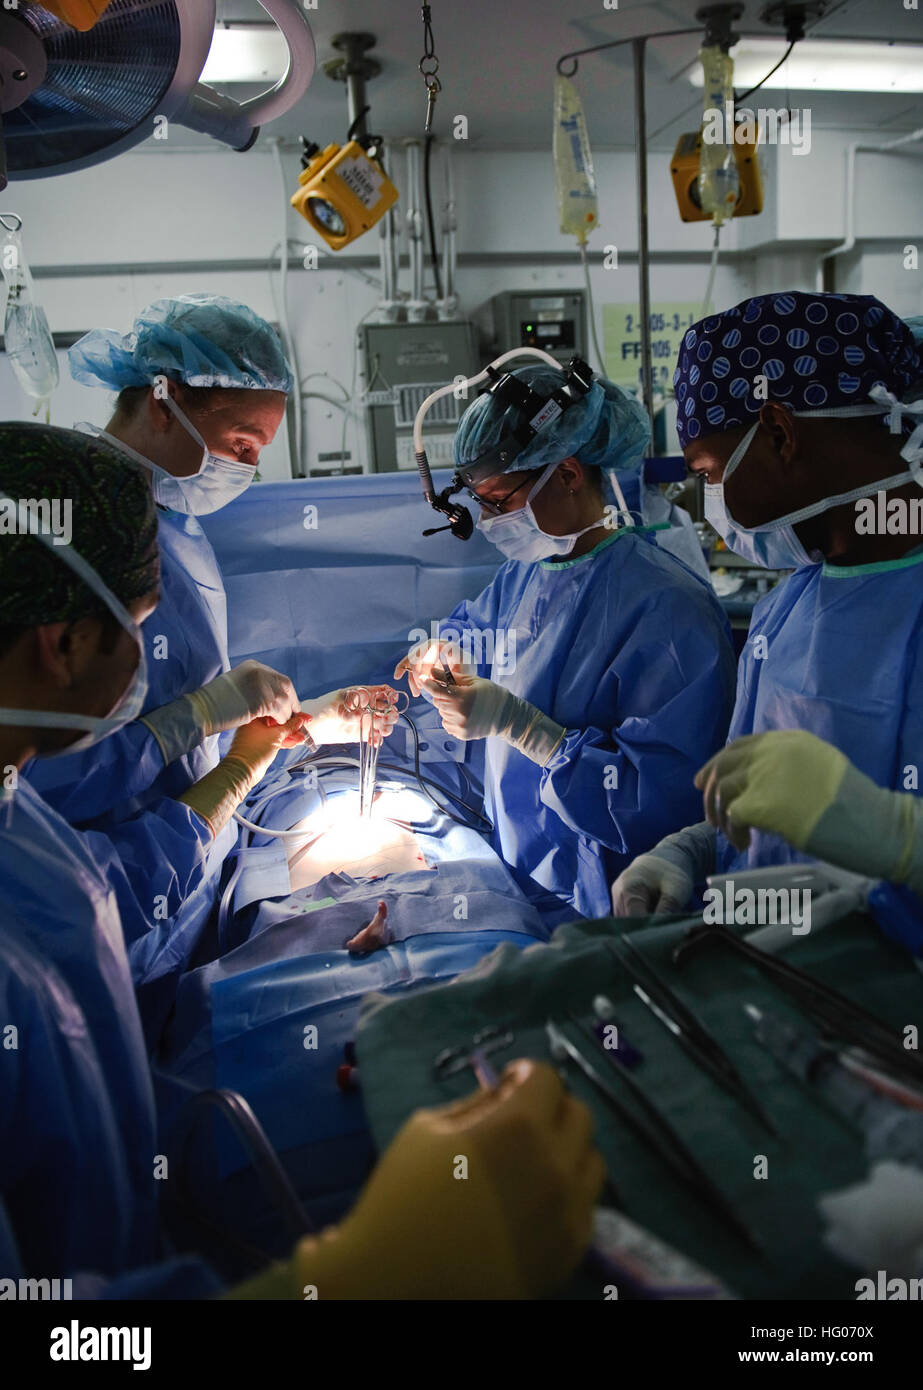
[423,133,444,302]
[347,104,371,145]
[649,38,799,143]
[399,710,492,831]
[736,41,795,103]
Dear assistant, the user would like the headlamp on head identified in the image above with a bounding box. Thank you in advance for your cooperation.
[414,353,595,541]
[455,356,595,491]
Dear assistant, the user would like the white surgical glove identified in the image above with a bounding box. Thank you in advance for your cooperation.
[820,1162,923,1279]
[300,686,401,747]
[610,822,716,917]
[141,660,300,765]
[423,672,564,767]
[393,639,475,699]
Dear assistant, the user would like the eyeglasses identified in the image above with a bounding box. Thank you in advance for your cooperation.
[464,473,540,516]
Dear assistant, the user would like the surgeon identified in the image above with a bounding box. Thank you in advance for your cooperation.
[0,424,603,1299]
[395,364,737,922]
[612,290,923,916]
[26,295,388,1020]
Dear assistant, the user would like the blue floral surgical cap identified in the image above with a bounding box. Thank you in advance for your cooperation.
[673,291,922,448]
[454,364,650,477]
[68,294,294,394]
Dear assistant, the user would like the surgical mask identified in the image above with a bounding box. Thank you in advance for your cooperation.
[475,460,609,563]
[0,492,148,756]
[704,426,816,569]
[707,388,923,567]
[79,396,256,517]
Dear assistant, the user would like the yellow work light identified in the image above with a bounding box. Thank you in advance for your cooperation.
[290,139,399,251]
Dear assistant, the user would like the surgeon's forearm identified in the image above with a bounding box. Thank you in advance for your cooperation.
[497,694,565,766]
[808,763,923,898]
[653,819,717,882]
[177,756,261,837]
[141,696,209,766]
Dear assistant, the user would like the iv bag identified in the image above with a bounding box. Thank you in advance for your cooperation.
[553,75,599,245]
[0,215,60,406]
[698,46,739,227]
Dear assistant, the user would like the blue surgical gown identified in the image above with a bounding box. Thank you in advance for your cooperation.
[715,550,923,875]
[25,510,237,994]
[440,530,738,919]
[0,780,219,1297]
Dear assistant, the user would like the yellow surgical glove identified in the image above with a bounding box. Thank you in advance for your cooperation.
[39,1,116,31]
[178,715,308,836]
[227,1058,605,1301]
[696,731,849,852]
[695,731,923,895]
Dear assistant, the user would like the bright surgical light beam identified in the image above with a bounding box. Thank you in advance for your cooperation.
[687,40,923,95]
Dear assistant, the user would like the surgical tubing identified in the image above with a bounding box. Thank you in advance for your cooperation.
[412,348,562,458]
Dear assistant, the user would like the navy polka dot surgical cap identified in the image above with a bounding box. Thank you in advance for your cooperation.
[673,291,923,449]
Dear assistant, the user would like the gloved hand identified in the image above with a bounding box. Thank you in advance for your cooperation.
[226,1058,605,1300]
[178,714,307,836]
[695,730,923,895]
[422,672,565,767]
[393,639,474,698]
[141,659,299,764]
[610,821,716,917]
[300,686,400,747]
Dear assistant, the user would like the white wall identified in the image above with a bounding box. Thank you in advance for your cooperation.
[1,136,918,474]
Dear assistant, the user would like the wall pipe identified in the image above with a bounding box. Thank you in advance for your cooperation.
[818,127,923,291]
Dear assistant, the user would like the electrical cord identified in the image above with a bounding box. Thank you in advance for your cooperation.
[232,713,492,841]
[702,222,721,317]
[398,711,493,831]
[735,41,795,102]
[342,305,379,473]
[300,370,351,400]
[649,37,799,143]
[269,140,303,474]
[423,134,444,301]
[347,104,371,145]
[579,242,607,377]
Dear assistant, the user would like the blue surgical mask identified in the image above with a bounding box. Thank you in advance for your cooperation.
[77,405,256,518]
[704,425,815,568]
[706,389,923,569]
[157,396,256,515]
[0,492,148,755]
[476,460,608,563]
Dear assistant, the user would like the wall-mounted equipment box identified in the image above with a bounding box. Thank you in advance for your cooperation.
[360,320,479,473]
[488,289,587,364]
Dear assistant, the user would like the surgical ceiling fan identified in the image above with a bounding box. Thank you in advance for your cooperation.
[0,1,315,188]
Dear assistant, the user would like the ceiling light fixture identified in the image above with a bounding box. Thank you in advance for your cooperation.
[687,38,923,94]
[201,23,288,83]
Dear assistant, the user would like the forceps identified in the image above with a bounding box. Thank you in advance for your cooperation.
[344,686,409,817]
